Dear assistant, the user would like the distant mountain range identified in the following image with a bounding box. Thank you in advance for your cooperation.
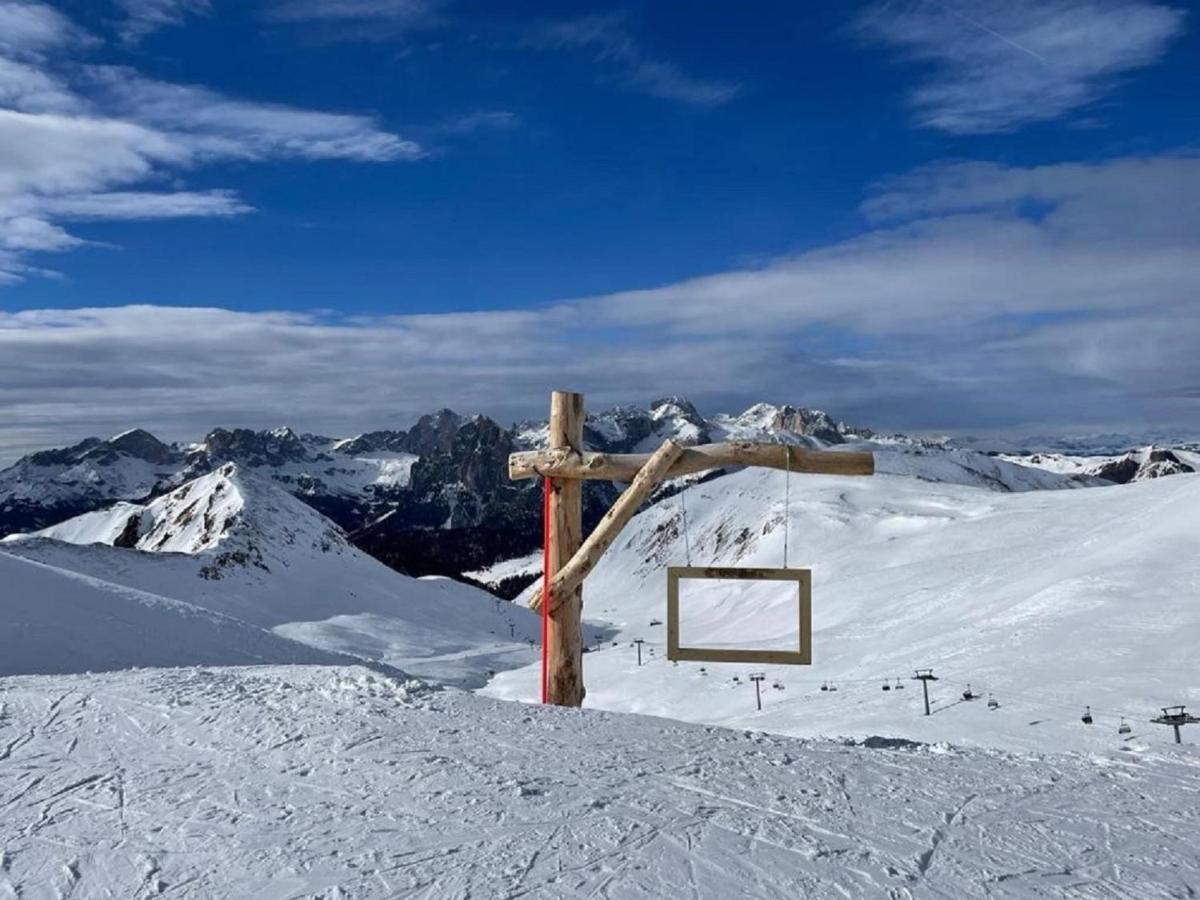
[1,397,1193,595]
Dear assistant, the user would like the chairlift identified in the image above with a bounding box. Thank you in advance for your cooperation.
[820,681,829,692]
[987,694,999,710]
[1118,718,1132,736]
[962,684,977,701]
[894,678,905,690]
[699,667,707,676]
[881,681,891,692]
[828,683,838,692]
[1082,705,1093,725]
[772,681,785,691]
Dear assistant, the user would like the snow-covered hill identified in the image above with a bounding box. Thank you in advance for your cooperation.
[0,551,363,676]
[3,465,542,687]
[0,665,1196,898]
[486,465,1200,753]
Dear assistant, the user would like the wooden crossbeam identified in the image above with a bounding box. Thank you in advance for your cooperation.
[530,438,684,614]
[510,441,874,482]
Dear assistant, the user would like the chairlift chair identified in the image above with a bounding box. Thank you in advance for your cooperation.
[1118,718,1132,735]
[894,678,905,690]
[962,684,977,701]
[820,681,829,692]
[987,694,999,710]
[881,681,891,692]
[1082,706,1093,725]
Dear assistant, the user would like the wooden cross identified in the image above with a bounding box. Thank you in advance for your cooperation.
[508,390,875,707]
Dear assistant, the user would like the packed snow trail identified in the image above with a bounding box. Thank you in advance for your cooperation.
[1,666,1197,898]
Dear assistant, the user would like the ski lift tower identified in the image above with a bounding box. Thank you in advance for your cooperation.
[1151,705,1199,744]
[912,668,938,716]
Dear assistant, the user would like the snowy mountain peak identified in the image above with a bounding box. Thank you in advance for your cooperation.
[105,428,176,463]
[14,462,349,570]
[649,395,704,425]
[203,426,314,466]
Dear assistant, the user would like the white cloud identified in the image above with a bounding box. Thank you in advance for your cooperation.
[0,1,82,57]
[0,5,422,283]
[0,55,80,113]
[1,153,1197,454]
[857,0,1185,133]
[0,109,189,198]
[529,14,740,107]
[91,67,423,162]
[115,0,211,44]
[31,189,252,220]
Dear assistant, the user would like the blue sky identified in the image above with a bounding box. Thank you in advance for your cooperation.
[0,0,1197,455]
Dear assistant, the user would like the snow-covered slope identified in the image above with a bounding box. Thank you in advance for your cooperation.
[0,551,361,676]
[1005,446,1198,484]
[487,466,1200,753]
[872,444,1103,491]
[1,665,1196,898]
[4,465,541,687]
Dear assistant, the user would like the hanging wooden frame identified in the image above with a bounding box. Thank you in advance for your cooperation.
[666,566,812,665]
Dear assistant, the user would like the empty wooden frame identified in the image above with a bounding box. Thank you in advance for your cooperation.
[666,566,812,665]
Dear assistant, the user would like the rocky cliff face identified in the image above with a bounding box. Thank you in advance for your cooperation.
[1089,448,1196,484]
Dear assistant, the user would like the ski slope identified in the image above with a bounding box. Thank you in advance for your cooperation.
[2,465,541,687]
[0,551,360,675]
[0,665,1196,898]
[486,465,1200,753]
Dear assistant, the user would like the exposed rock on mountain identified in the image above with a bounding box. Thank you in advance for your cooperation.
[1090,448,1196,484]
[3,398,1183,597]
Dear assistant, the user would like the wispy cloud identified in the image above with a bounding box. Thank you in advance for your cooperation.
[114,0,211,44]
[0,3,421,284]
[0,1,85,56]
[267,0,440,24]
[435,110,518,135]
[529,14,740,107]
[90,67,423,162]
[263,0,445,41]
[2,153,1197,452]
[857,0,1185,133]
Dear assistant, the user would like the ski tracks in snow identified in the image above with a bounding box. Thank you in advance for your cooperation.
[0,666,1197,898]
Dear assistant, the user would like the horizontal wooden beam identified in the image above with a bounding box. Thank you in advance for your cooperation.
[531,439,684,614]
[510,441,874,482]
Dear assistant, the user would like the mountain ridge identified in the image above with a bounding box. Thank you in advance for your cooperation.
[3,398,1189,593]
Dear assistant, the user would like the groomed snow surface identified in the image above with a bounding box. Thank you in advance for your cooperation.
[1,666,1198,899]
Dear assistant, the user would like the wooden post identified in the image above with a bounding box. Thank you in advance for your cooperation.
[546,391,585,707]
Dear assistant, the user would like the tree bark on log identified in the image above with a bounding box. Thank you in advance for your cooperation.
[510,441,873,482]
[544,391,585,707]
[531,439,684,614]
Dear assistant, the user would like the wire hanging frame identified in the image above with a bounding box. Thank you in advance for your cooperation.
[665,437,811,666]
[678,479,692,567]
[783,438,791,569]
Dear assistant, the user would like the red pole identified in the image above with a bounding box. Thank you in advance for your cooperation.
[540,476,552,704]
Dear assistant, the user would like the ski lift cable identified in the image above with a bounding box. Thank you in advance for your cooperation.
[933,675,1150,723]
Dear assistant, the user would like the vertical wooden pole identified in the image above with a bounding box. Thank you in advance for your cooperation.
[546,390,585,706]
